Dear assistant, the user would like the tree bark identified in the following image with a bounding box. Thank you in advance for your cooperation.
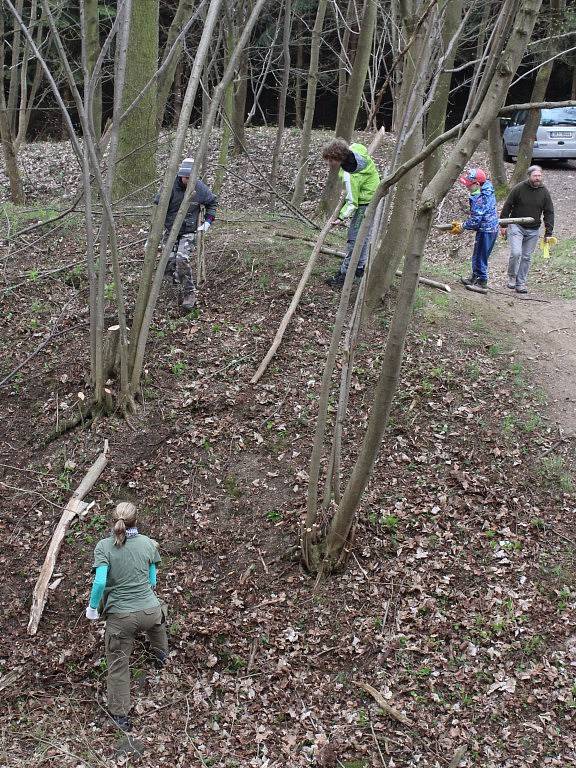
[510,0,564,189]
[487,117,508,192]
[114,0,159,200]
[83,0,102,140]
[291,0,328,206]
[156,0,196,130]
[270,0,292,185]
[0,14,25,204]
[294,19,304,128]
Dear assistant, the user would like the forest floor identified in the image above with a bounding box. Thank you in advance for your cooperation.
[0,130,575,768]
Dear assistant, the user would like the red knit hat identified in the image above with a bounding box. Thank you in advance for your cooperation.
[459,168,487,187]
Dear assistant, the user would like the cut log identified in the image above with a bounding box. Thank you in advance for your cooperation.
[395,270,451,293]
[435,216,536,231]
[104,325,120,379]
[27,440,109,636]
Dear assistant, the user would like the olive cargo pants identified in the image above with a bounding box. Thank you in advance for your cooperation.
[105,606,168,716]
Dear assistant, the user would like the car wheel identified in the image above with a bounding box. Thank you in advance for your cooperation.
[502,142,512,162]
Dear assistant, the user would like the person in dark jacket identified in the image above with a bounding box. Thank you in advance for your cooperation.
[154,157,218,310]
[500,165,554,294]
[450,168,499,289]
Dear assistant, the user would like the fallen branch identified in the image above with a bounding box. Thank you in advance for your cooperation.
[353,680,413,726]
[448,745,468,768]
[27,440,109,635]
[435,217,536,231]
[272,231,451,292]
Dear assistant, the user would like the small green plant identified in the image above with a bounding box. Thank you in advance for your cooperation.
[224,474,242,499]
[556,586,572,613]
[171,361,187,375]
[381,514,399,532]
[104,282,116,301]
[522,634,545,655]
[539,455,574,492]
[266,509,282,522]
[57,469,72,491]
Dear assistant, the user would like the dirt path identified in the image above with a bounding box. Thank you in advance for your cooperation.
[457,162,576,433]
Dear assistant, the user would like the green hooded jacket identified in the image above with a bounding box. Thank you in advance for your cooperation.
[338,143,380,220]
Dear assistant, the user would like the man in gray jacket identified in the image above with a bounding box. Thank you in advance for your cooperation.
[155,158,218,310]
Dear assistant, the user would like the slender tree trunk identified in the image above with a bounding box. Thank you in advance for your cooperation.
[232,47,249,154]
[114,0,159,200]
[172,59,184,127]
[422,0,462,186]
[270,0,292,185]
[214,25,236,193]
[83,0,102,140]
[291,0,328,206]
[294,21,303,129]
[156,0,195,130]
[319,0,377,214]
[571,65,576,101]
[487,117,508,192]
[336,0,355,129]
[511,0,565,185]
[0,14,24,204]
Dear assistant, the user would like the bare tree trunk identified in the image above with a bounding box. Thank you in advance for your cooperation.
[487,117,508,192]
[0,14,25,204]
[291,0,328,206]
[172,58,184,127]
[115,0,159,200]
[83,0,102,140]
[319,0,377,214]
[294,20,303,129]
[232,48,249,155]
[270,0,292,185]
[572,65,576,100]
[511,0,565,184]
[422,0,462,186]
[156,0,196,130]
[214,25,235,193]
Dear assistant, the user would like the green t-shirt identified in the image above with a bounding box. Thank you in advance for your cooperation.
[93,534,161,615]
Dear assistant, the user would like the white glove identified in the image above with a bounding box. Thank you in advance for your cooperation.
[197,221,211,233]
[86,606,100,620]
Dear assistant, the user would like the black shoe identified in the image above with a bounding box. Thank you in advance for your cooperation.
[460,274,478,287]
[354,267,365,280]
[325,271,346,288]
[516,285,528,294]
[111,715,132,732]
[151,649,168,670]
[476,279,488,289]
[181,291,197,311]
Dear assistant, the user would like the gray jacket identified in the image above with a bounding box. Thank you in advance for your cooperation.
[154,177,218,237]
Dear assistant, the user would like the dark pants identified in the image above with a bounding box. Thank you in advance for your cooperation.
[105,606,168,716]
[341,205,370,274]
[471,230,498,282]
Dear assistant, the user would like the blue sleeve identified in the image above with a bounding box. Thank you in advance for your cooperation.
[149,562,157,587]
[463,195,487,231]
[89,564,108,609]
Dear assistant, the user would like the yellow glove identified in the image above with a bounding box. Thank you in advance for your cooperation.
[449,220,463,235]
[539,236,558,260]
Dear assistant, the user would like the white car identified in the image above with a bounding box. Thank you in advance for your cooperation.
[502,106,576,162]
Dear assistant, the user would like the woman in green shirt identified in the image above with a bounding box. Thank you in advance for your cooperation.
[86,502,168,732]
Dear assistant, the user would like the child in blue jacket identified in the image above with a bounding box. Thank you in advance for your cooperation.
[450,168,499,289]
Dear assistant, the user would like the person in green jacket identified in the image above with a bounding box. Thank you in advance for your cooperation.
[85,502,168,732]
[321,138,380,287]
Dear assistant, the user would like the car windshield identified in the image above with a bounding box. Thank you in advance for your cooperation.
[540,107,576,126]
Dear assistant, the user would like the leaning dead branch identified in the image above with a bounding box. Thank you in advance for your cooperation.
[353,680,413,726]
[27,441,109,635]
